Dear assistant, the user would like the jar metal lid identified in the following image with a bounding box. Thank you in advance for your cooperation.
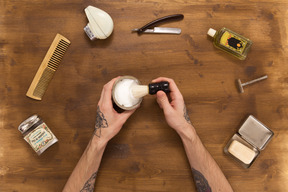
[18,115,40,134]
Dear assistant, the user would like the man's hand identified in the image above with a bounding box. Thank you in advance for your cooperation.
[153,77,233,192]
[152,77,196,141]
[63,77,138,192]
[94,77,137,143]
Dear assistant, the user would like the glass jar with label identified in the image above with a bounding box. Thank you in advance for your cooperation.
[18,115,58,155]
[207,27,253,60]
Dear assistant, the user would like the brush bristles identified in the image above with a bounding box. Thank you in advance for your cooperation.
[131,85,149,99]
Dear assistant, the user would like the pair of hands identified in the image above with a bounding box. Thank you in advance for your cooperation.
[95,77,193,143]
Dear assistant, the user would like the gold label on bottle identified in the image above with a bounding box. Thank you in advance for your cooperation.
[24,123,55,152]
[220,31,247,54]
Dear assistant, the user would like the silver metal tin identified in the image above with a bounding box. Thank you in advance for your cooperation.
[238,115,274,150]
[224,115,274,168]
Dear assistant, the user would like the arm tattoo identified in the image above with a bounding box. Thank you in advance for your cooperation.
[183,105,191,124]
[80,171,98,192]
[94,106,108,138]
[192,168,212,192]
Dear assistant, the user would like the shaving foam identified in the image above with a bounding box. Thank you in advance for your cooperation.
[114,79,140,108]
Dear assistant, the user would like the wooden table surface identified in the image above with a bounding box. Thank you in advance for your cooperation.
[1,0,288,191]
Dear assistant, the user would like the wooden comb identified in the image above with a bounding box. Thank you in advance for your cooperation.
[26,34,70,100]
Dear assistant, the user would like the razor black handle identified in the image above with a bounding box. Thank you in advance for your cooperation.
[148,81,170,95]
[137,14,184,34]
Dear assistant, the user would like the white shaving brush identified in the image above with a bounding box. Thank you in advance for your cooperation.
[112,76,170,111]
[131,82,169,98]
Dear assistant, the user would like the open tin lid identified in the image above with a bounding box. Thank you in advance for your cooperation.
[238,115,274,150]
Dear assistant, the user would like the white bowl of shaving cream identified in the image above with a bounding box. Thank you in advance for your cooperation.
[112,76,143,110]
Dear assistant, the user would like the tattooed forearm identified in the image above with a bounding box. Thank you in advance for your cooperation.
[94,106,108,138]
[192,168,212,192]
[184,105,191,124]
[80,171,98,192]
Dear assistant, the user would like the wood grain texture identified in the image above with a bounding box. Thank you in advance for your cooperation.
[1,0,288,191]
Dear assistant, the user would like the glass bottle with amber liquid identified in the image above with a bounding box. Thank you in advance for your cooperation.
[207,27,253,60]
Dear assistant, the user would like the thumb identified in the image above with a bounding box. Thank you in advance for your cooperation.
[156,91,173,112]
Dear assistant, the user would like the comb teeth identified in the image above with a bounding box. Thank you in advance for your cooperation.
[47,40,70,71]
[33,68,55,98]
[26,34,71,100]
